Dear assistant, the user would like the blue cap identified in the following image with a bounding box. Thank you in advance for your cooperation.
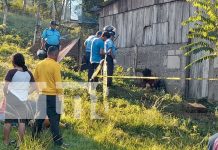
[50,20,58,26]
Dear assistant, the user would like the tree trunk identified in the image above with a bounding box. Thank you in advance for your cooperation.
[61,0,67,21]
[52,0,56,20]
[23,0,27,14]
[33,5,41,45]
[3,0,8,25]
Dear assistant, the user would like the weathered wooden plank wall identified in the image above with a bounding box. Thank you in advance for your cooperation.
[99,0,190,48]
[99,0,212,99]
[100,0,186,17]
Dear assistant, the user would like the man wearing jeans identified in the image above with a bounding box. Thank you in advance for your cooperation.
[84,31,102,70]
[32,46,63,146]
[104,31,117,86]
[88,32,110,82]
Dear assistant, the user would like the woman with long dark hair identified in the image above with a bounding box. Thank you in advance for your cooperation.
[3,53,36,147]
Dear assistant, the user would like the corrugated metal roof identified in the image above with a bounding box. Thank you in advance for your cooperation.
[102,0,119,7]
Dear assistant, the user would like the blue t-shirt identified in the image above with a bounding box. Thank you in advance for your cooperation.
[90,38,104,63]
[84,35,96,52]
[105,39,117,56]
[42,28,61,45]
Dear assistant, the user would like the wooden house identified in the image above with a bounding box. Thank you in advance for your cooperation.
[98,0,218,101]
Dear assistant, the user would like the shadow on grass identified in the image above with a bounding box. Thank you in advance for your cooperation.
[0,123,124,150]
[48,128,125,150]
[108,84,145,102]
[115,122,206,149]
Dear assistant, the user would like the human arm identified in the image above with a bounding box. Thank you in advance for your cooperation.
[3,81,9,97]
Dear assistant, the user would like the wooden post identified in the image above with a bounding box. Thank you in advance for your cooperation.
[33,5,41,45]
[22,0,27,14]
[78,38,83,70]
[103,58,108,101]
[184,32,192,99]
[133,45,138,76]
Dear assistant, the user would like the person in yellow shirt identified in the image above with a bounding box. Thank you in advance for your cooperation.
[32,46,63,146]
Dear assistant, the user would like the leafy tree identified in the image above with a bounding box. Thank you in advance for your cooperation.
[181,0,218,68]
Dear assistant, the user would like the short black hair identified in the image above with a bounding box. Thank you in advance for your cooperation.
[102,31,111,39]
[96,31,102,36]
[48,46,59,55]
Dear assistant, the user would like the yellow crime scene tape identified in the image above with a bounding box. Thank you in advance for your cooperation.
[97,75,218,81]
[91,60,218,81]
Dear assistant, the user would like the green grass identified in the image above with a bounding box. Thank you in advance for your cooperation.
[0,45,217,149]
[0,11,48,47]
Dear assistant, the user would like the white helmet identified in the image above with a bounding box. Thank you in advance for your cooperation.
[103,25,116,32]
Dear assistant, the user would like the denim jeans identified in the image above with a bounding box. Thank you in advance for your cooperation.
[32,95,63,146]
[88,63,99,82]
[106,55,114,86]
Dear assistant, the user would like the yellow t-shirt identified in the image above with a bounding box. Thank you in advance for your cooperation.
[34,58,63,95]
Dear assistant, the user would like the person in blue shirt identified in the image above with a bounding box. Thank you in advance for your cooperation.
[104,31,117,86]
[88,32,110,82]
[41,21,61,51]
[84,31,102,69]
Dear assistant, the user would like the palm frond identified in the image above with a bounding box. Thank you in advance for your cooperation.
[185,46,214,56]
[185,54,217,69]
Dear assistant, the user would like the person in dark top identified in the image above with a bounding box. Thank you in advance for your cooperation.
[3,53,36,146]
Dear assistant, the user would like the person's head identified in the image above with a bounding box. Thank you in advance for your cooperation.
[101,31,111,41]
[109,31,116,40]
[12,53,28,71]
[50,20,58,30]
[47,46,59,61]
[96,31,102,38]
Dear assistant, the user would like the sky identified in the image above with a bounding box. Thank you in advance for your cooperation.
[70,0,82,20]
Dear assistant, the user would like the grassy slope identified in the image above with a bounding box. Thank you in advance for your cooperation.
[0,13,217,150]
[0,12,48,47]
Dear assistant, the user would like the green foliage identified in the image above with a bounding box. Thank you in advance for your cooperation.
[181,0,218,68]
[61,56,77,69]
[0,34,22,45]
[0,24,7,34]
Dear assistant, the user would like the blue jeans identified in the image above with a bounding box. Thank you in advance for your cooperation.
[106,55,114,86]
[86,52,91,68]
[88,63,99,82]
[32,95,63,146]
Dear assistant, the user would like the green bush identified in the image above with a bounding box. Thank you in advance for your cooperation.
[0,34,22,45]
